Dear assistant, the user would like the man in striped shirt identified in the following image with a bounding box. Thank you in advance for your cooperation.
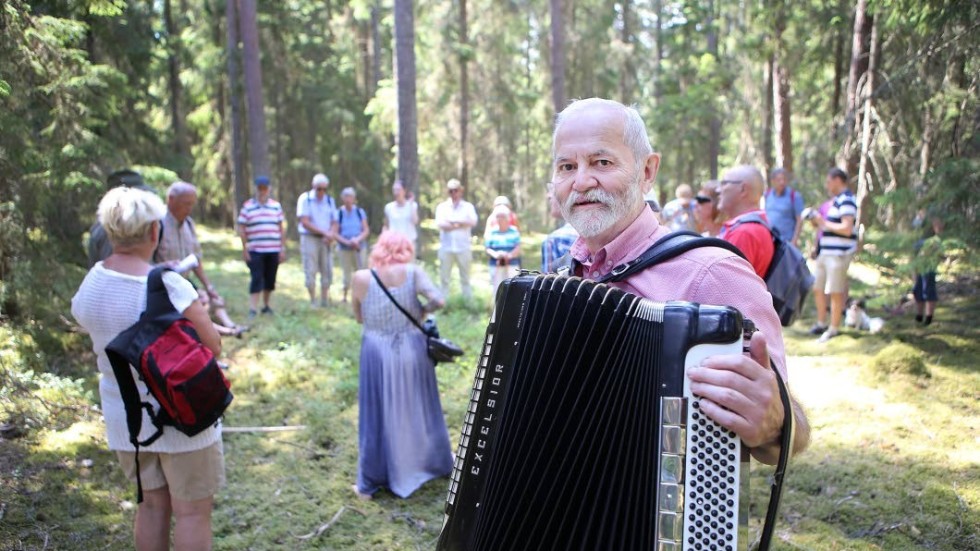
[808,168,857,342]
[238,175,286,318]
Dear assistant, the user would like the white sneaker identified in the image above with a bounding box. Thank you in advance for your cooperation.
[817,328,840,343]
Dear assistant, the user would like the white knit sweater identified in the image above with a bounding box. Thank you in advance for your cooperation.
[71,263,222,452]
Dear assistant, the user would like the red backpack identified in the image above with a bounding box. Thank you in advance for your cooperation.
[106,267,233,501]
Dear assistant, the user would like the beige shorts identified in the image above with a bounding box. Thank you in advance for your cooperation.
[814,252,853,294]
[116,441,225,502]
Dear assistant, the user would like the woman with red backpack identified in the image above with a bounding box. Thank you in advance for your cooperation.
[72,186,223,550]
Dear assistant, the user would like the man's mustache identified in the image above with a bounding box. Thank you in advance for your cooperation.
[564,189,615,211]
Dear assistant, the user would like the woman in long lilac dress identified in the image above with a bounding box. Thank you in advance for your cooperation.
[350,231,454,499]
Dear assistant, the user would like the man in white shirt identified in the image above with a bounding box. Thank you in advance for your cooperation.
[297,173,337,307]
[383,179,419,247]
[434,178,478,299]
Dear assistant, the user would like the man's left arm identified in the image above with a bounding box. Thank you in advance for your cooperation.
[791,193,805,246]
[818,214,855,236]
[191,264,213,293]
[461,203,478,228]
[355,211,370,246]
[278,219,287,262]
[791,214,803,247]
[188,224,214,292]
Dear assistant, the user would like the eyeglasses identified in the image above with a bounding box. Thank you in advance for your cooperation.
[448,188,462,194]
[694,195,712,204]
[719,179,744,188]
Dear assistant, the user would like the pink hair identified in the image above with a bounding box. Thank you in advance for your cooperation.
[370,230,415,268]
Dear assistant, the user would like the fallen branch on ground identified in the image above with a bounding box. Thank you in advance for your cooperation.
[222,425,307,433]
[294,506,348,539]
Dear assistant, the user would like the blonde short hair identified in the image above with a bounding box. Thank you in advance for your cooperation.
[97,186,166,248]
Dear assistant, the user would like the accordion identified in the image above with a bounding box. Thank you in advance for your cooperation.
[437,274,751,551]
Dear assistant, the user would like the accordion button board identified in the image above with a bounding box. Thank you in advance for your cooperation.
[438,274,750,551]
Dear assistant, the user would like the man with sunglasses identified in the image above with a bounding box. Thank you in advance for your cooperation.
[435,178,478,299]
[716,166,775,279]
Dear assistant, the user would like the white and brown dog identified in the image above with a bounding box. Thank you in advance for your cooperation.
[845,298,885,334]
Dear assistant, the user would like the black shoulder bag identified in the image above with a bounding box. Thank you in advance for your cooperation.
[370,269,464,364]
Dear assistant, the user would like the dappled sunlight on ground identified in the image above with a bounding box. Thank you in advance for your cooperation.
[791,356,977,468]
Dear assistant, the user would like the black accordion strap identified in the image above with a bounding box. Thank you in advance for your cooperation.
[598,231,747,284]
[759,359,794,550]
[370,269,426,334]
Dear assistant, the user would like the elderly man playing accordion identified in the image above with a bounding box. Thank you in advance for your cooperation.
[550,98,809,464]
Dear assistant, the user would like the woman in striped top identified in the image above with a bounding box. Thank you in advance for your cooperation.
[238,175,286,318]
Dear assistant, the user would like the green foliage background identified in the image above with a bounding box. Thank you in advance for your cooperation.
[0,1,978,548]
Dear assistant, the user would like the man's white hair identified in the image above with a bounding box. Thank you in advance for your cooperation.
[341,187,356,198]
[552,98,654,173]
[167,181,197,198]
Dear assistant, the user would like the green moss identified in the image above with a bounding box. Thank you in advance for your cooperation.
[868,342,931,378]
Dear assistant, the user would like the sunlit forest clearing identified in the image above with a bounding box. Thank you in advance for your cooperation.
[1,0,978,549]
[2,225,978,549]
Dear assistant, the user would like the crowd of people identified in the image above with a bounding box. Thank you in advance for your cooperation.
[73,95,946,549]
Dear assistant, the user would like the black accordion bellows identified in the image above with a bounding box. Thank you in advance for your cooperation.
[437,274,750,551]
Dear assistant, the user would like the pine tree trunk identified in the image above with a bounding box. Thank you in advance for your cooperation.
[458,0,469,188]
[843,0,872,175]
[773,57,793,172]
[370,3,382,93]
[549,0,565,114]
[831,0,848,124]
[706,0,720,178]
[394,0,419,197]
[855,13,879,235]
[164,0,189,175]
[762,55,774,172]
[653,0,663,104]
[226,0,246,211]
[238,0,270,179]
[618,0,634,104]
[771,3,793,173]
[359,15,371,97]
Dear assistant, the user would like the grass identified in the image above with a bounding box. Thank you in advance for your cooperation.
[0,224,977,550]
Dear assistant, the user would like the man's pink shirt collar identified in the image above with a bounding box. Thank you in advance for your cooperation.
[570,207,661,276]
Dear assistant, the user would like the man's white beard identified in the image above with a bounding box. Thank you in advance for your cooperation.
[561,181,642,238]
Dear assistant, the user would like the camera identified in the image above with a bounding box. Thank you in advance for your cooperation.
[802,207,818,221]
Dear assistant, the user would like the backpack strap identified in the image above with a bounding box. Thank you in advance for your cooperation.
[596,231,746,284]
[105,345,165,504]
[728,212,785,240]
[144,267,180,319]
[370,269,427,335]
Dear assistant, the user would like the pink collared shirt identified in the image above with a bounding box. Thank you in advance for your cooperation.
[569,207,788,378]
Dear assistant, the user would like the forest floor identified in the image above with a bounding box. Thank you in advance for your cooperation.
[0,224,977,550]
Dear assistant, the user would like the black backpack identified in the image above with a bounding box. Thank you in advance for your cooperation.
[728,214,815,327]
